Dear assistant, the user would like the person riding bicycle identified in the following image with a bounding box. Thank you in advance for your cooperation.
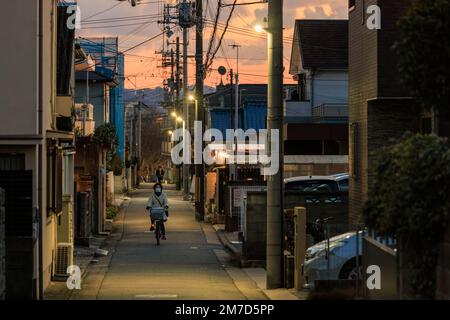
[146,183,169,240]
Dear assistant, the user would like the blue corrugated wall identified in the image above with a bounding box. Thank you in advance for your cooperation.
[209,102,267,137]
[110,54,125,161]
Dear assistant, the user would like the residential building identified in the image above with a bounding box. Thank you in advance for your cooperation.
[206,83,268,137]
[73,38,120,237]
[349,0,450,300]
[348,0,420,227]
[0,0,76,299]
[287,19,349,177]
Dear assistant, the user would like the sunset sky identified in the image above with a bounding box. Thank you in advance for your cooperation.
[76,0,348,89]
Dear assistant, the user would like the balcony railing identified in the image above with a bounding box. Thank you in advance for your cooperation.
[312,103,348,117]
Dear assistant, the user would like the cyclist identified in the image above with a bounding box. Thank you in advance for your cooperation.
[146,183,169,240]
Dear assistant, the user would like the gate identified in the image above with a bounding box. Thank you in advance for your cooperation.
[0,171,34,299]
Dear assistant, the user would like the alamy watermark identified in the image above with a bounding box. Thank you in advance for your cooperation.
[66,265,81,290]
[66,4,81,30]
[170,121,280,176]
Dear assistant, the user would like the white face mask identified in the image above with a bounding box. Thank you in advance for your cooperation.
[155,188,162,193]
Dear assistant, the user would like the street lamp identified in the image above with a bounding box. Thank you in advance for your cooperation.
[254,24,264,33]
[171,111,177,118]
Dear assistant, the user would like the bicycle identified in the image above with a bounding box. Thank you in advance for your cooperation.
[150,207,165,246]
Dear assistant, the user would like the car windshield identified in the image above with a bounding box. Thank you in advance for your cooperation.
[337,178,349,191]
[285,180,339,192]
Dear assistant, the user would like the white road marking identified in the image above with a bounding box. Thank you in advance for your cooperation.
[135,294,178,299]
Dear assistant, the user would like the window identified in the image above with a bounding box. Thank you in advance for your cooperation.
[47,142,63,217]
[285,180,339,193]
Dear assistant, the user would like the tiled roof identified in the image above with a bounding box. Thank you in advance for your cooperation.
[293,20,348,70]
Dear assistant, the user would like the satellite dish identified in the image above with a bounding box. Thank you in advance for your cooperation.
[218,66,227,76]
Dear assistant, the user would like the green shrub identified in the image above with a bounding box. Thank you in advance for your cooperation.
[363,133,450,299]
[106,206,119,220]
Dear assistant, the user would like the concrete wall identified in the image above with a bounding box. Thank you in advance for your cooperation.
[362,237,397,299]
[436,228,450,299]
[284,162,348,179]
[243,191,349,262]
[0,0,39,135]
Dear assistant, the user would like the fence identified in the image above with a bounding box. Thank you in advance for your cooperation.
[74,191,94,245]
[224,181,266,233]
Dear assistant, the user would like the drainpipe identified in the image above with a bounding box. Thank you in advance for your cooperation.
[310,69,315,109]
[38,0,44,300]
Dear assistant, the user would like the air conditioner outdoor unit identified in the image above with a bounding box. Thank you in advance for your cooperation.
[55,243,74,277]
[57,195,74,244]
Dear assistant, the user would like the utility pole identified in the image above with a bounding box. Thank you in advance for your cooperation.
[266,0,284,289]
[229,68,234,181]
[230,44,241,181]
[182,14,190,200]
[175,36,182,190]
[195,0,205,220]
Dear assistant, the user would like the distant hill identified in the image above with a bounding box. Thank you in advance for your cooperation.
[123,86,216,107]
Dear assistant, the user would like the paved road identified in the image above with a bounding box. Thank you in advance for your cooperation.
[96,184,248,300]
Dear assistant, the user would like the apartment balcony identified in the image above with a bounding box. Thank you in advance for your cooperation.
[312,103,348,117]
[284,100,312,117]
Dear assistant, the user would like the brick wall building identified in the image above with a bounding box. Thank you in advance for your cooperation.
[348,0,420,227]
[349,0,450,299]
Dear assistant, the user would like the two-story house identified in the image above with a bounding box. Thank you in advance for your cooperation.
[0,0,76,299]
[73,38,120,239]
[287,19,349,177]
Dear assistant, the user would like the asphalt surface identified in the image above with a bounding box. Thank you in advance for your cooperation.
[96,183,247,300]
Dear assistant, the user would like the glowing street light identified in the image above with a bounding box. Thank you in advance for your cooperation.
[171,111,177,118]
[188,94,195,101]
[254,24,264,33]
[176,117,183,123]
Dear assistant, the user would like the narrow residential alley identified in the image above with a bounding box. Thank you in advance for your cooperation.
[66,184,267,300]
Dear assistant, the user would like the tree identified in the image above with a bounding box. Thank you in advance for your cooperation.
[363,133,450,299]
[395,0,450,129]
[93,123,120,172]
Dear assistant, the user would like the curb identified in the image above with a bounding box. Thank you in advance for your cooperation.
[216,229,242,267]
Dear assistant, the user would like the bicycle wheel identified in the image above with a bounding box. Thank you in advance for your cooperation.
[155,220,161,246]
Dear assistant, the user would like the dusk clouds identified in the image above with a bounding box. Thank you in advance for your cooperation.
[77,0,347,88]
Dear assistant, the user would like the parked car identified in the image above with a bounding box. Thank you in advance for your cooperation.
[332,173,349,191]
[303,230,396,289]
[303,231,363,289]
[284,173,349,192]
